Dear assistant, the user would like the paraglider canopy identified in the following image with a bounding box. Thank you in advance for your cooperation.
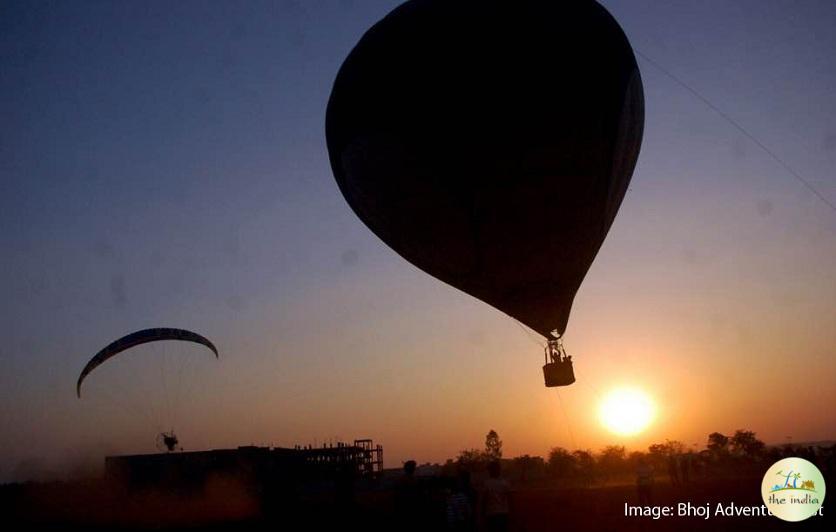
[326,0,644,340]
[76,328,218,398]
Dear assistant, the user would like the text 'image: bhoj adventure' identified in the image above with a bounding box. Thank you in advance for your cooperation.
[1,0,834,530]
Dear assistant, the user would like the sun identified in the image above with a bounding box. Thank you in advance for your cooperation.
[598,387,656,436]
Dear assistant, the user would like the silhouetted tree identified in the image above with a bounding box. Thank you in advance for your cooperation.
[441,458,458,477]
[730,430,765,458]
[512,454,544,482]
[648,440,685,466]
[627,451,648,469]
[665,440,686,455]
[647,443,667,464]
[485,430,503,460]
[457,449,489,474]
[598,445,627,475]
[707,432,729,457]
[572,450,596,485]
[547,447,576,478]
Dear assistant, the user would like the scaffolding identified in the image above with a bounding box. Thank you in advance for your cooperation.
[354,439,384,476]
[298,438,383,478]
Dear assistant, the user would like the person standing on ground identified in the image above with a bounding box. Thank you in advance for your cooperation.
[636,457,654,505]
[667,454,679,486]
[395,460,425,531]
[446,469,475,531]
[482,461,512,532]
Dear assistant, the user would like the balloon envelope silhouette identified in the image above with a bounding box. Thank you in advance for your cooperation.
[326,0,644,338]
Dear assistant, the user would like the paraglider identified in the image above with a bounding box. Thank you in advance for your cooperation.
[77,327,218,451]
[76,327,218,398]
[326,0,644,386]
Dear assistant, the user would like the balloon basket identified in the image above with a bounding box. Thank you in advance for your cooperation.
[543,360,575,387]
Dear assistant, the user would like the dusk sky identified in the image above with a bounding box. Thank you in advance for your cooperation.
[1,0,835,482]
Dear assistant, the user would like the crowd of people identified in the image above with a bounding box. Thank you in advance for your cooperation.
[395,459,512,532]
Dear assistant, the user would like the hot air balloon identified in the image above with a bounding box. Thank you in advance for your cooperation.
[326,0,644,386]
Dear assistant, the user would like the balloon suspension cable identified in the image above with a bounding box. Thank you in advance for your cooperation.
[514,319,547,348]
[635,49,836,215]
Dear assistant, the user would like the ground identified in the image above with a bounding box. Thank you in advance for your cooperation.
[2,474,830,530]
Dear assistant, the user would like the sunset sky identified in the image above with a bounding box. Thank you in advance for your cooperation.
[1,0,835,482]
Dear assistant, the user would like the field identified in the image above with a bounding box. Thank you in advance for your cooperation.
[2,473,829,531]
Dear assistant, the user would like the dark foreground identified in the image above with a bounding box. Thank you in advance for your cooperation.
[2,475,830,531]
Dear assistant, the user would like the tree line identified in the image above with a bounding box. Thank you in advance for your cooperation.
[432,429,835,485]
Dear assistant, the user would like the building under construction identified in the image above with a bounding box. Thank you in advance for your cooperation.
[105,439,383,491]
